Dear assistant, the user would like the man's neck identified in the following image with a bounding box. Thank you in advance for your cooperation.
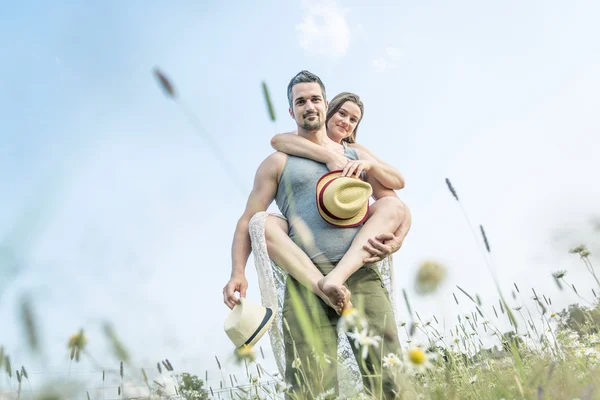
[297,127,334,146]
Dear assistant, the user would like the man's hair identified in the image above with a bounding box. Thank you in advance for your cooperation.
[287,70,327,108]
[325,92,364,144]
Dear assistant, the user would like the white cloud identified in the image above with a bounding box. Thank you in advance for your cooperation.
[372,46,403,71]
[385,46,403,60]
[372,58,389,71]
[295,0,350,58]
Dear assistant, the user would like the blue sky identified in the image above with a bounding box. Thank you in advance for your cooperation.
[1,0,600,395]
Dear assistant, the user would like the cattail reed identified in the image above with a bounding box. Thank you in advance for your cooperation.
[480,225,491,252]
[262,81,276,122]
[153,68,176,98]
[476,307,484,318]
[445,178,459,201]
[20,296,39,352]
[5,355,12,377]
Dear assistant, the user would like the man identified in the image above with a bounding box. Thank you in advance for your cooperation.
[223,71,404,399]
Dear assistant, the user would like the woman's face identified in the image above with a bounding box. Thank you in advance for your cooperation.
[326,101,362,143]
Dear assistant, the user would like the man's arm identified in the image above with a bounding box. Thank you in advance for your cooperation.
[223,153,283,309]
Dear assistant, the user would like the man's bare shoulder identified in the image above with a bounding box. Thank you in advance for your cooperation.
[255,151,288,177]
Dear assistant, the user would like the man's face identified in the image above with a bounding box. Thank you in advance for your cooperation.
[289,82,328,131]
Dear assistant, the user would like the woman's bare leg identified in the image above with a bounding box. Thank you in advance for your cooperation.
[362,198,412,262]
[319,196,406,305]
[264,215,351,312]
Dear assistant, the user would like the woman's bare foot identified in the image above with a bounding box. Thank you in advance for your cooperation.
[320,286,353,314]
[318,277,346,310]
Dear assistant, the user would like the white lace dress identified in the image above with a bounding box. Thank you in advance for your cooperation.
[249,211,398,395]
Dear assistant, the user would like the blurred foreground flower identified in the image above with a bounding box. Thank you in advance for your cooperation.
[234,345,256,364]
[347,327,381,359]
[415,260,447,295]
[68,329,87,362]
[404,347,433,374]
[382,353,401,369]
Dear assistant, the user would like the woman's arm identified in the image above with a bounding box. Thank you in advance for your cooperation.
[350,143,405,189]
[270,132,349,171]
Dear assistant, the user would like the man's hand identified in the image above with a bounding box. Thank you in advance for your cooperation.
[363,233,403,263]
[223,275,248,309]
[326,150,350,172]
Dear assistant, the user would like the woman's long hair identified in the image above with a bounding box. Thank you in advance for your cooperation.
[325,92,364,144]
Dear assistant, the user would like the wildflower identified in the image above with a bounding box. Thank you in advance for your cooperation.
[569,245,588,255]
[315,388,335,400]
[408,348,426,365]
[234,345,256,363]
[68,329,87,361]
[347,328,381,360]
[276,381,292,393]
[292,358,302,369]
[551,313,557,318]
[68,330,87,351]
[552,270,567,279]
[581,249,591,257]
[382,353,401,369]
[415,260,447,295]
[338,306,367,332]
[402,347,433,374]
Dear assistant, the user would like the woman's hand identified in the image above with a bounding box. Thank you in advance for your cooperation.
[363,233,403,263]
[326,150,350,171]
[342,159,375,178]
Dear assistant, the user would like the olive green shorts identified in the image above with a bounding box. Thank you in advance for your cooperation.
[282,263,400,399]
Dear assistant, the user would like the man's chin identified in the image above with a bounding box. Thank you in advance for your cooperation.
[301,122,323,131]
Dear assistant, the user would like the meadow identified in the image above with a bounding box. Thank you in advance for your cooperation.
[1,75,598,400]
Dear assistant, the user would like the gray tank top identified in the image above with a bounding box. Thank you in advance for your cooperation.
[275,143,363,264]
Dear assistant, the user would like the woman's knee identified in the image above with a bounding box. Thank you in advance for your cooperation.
[372,196,405,222]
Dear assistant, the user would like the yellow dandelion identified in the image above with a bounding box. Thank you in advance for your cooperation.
[551,313,557,318]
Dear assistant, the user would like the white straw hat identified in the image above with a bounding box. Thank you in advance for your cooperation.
[224,298,274,348]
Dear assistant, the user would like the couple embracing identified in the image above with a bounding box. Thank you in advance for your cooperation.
[223,70,411,399]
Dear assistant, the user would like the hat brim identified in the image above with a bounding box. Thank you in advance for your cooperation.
[316,170,370,228]
[244,307,275,348]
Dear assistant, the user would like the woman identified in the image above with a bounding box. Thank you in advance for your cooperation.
[261,92,412,313]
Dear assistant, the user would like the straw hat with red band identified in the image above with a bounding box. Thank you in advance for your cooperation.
[316,170,373,228]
